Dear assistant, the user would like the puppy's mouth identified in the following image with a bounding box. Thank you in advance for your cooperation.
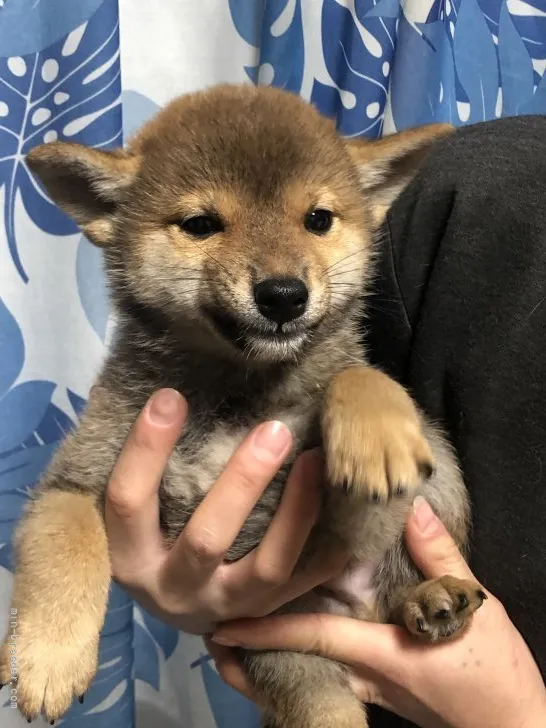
[206,308,313,355]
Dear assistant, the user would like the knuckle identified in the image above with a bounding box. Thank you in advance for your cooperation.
[228,462,265,495]
[158,594,186,618]
[112,563,153,595]
[253,558,291,587]
[111,564,136,588]
[156,595,183,619]
[154,576,189,616]
[213,597,239,624]
[182,527,224,566]
[106,486,144,520]
[426,536,461,566]
[306,613,331,655]
[439,547,465,571]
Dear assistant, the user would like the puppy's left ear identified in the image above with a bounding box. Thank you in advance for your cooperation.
[345,123,454,227]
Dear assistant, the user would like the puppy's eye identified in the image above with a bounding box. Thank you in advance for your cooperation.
[177,215,224,237]
[304,209,333,234]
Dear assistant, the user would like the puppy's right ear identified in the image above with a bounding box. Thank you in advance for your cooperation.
[26,142,141,247]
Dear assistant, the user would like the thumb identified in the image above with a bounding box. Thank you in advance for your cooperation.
[405,496,476,581]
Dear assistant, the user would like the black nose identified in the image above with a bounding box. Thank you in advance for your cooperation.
[253,278,309,325]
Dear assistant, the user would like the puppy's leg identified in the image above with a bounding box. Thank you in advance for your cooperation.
[322,366,434,503]
[390,575,486,642]
[244,650,367,728]
[376,426,486,642]
[0,488,110,721]
[378,539,485,643]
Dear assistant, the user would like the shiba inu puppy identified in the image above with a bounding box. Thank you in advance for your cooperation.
[0,85,485,727]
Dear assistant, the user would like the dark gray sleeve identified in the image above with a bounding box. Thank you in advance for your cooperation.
[364,118,546,728]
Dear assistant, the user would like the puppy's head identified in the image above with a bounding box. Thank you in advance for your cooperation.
[27,85,451,364]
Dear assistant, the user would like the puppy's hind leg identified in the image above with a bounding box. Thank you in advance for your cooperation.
[376,427,486,643]
[0,489,110,722]
[244,650,367,728]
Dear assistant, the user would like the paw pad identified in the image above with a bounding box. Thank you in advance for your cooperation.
[401,576,487,643]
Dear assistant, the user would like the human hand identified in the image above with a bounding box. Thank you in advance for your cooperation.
[105,388,347,635]
[209,497,546,728]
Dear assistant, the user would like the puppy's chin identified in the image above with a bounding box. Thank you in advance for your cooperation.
[204,306,310,364]
[242,332,308,363]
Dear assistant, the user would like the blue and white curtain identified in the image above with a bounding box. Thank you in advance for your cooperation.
[1,1,545,726]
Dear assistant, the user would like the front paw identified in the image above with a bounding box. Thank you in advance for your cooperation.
[322,367,435,504]
[0,612,99,721]
[323,399,434,505]
[399,576,487,642]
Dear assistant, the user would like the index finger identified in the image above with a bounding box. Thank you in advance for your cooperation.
[162,420,292,586]
[105,389,187,570]
[212,613,405,674]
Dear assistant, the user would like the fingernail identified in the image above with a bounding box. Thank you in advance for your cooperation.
[211,633,239,646]
[412,496,440,537]
[148,389,183,425]
[253,421,292,461]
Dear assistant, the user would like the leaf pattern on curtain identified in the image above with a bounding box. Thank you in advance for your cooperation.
[1,0,545,726]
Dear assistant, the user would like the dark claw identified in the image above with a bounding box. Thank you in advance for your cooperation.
[477,589,488,601]
[419,462,435,480]
[416,618,427,633]
[27,719,32,724]
[0,683,4,689]
[341,478,350,493]
[79,694,85,704]
[394,485,407,498]
[371,490,381,504]
[457,593,469,611]
[50,722,55,726]
[435,609,450,620]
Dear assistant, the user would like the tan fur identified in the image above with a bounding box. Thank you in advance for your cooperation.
[0,85,483,726]
[347,123,453,226]
[323,367,434,501]
[391,575,486,642]
[264,677,366,728]
[0,490,109,719]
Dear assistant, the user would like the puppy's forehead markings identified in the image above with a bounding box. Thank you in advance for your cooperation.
[172,184,344,226]
[284,182,343,213]
[172,189,240,218]
[310,189,341,211]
